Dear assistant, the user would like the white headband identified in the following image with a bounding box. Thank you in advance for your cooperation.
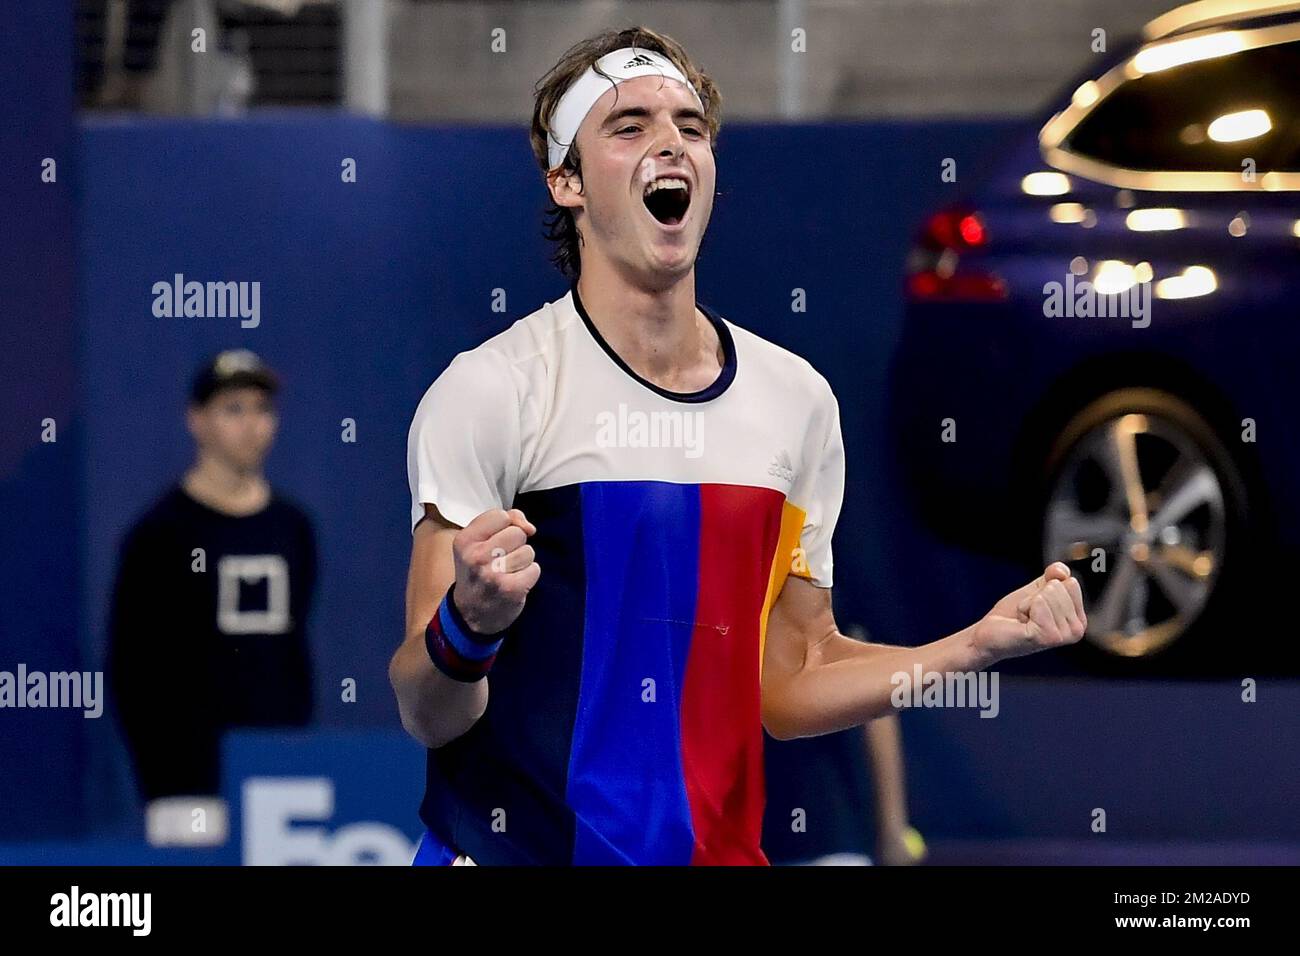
[546,47,703,171]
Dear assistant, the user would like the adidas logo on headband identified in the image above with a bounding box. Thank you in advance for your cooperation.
[546,46,703,170]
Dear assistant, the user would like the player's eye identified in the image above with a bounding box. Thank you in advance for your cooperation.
[681,126,703,137]
[617,125,641,135]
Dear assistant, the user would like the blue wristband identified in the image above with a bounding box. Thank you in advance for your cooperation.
[424,585,504,682]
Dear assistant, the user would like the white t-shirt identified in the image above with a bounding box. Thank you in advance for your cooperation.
[408,285,843,588]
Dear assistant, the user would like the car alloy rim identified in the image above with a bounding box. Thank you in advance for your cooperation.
[1043,412,1226,657]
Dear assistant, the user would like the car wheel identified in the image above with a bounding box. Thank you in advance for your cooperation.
[1040,389,1246,659]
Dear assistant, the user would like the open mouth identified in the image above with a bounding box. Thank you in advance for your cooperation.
[642,177,691,226]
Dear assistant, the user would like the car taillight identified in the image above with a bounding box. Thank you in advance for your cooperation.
[907,205,1007,301]
[921,207,987,251]
[957,213,985,246]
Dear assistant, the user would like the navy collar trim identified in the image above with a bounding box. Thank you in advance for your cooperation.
[569,282,737,404]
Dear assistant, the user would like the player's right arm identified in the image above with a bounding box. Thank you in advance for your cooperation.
[389,503,539,750]
[394,344,535,748]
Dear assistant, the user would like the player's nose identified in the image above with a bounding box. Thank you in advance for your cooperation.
[653,121,686,159]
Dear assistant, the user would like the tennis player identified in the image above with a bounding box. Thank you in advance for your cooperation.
[390,27,1086,866]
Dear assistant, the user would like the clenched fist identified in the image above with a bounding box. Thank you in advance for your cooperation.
[451,508,541,635]
[972,561,1087,664]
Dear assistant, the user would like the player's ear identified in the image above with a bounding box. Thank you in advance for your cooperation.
[547,165,584,210]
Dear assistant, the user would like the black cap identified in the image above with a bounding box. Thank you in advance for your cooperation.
[189,349,280,405]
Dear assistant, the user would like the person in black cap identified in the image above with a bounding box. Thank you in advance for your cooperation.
[108,349,317,807]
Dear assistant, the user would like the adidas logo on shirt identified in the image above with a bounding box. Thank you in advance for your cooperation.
[768,450,795,483]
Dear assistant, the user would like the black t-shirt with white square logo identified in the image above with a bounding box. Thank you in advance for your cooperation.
[108,484,316,800]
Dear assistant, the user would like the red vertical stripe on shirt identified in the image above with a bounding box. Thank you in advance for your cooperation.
[680,484,785,865]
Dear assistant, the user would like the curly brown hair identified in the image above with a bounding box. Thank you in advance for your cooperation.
[529,27,723,278]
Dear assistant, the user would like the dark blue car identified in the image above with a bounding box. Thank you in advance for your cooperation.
[890,0,1300,670]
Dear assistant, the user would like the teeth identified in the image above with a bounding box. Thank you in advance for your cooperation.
[644,177,689,197]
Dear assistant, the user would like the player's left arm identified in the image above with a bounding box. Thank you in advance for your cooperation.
[759,566,1087,741]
